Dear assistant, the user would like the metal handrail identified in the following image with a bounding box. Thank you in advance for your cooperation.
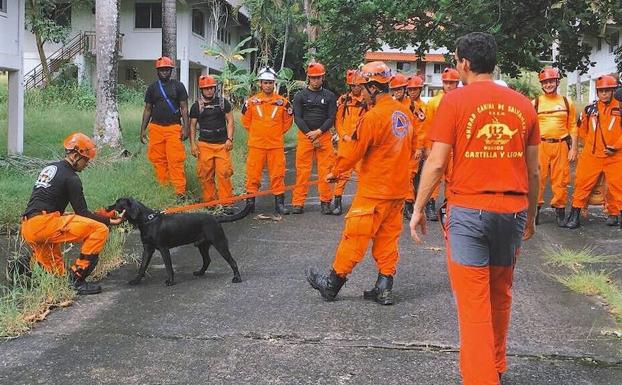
[25,32,86,89]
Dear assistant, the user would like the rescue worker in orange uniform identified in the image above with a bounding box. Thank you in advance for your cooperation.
[241,67,294,215]
[533,67,578,227]
[306,61,417,306]
[404,75,427,219]
[411,32,540,385]
[332,69,368,215]
[189,75,235,206]
[292,62,338,215]
[140,57,190,201]
[21,133,125,295]
[566,75,622,229]
[389,72,410,107]
[422,67,460,221]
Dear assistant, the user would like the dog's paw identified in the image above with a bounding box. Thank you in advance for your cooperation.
[128,278,142,285]
[232,276,242,283]
[193,270,205,277]
[165,280,176,286]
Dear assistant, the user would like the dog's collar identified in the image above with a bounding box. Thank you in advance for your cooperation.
[143,212,162,223]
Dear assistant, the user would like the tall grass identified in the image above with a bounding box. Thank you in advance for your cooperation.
[555,271,622,321]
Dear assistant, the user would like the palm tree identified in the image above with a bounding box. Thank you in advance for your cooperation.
[162,0,177,78]
[94,0,122,147]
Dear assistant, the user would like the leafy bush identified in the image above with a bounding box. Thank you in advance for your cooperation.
[506,76,540,99]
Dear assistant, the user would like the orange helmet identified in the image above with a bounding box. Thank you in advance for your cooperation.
[346,69,357,85]
[307,62,326,77]
[64,132,97,160]
[595,75,618,89]
[155,56,175,69]
[198,75,217,89]
[360,61,392,84]
[441,68,460,82]
[389,73,409,89]
[407,75,424,88]
[538,67,560,82]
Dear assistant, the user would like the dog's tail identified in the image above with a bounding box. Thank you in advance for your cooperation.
[216,201,252,223]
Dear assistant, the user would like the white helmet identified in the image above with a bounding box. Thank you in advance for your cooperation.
[258,67,277,81]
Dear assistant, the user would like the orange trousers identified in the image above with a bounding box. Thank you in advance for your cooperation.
[246,147,286,195]
[196,142,233,202]
[538,141,570,208]
[447,257,513,385]
[407,157,420,202]
[332,196,403,276]
[147,123,187,194]
[292,132,335,206]
[572,152,622,211]
[605,189,618,215]
[21,212,109,278]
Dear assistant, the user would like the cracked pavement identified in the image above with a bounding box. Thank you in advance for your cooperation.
[1,155,622,384]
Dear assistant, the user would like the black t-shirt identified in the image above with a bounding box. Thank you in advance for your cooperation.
[190,97,232,143]
[23,160,110,225]
[293,87,337,133]
[145,79,189,125]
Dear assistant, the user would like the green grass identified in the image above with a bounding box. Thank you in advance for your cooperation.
[544,246,611,272]
[556,271,622,320]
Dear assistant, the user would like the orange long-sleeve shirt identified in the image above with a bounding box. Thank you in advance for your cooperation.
[333,94,416,200]
[335,93,367,138]
[409,98,427,150]
[579,99,622,158]
[533,94,577,139]
[241,92,293,149]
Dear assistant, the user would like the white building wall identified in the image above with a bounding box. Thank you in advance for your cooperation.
[567,34,619,102]
[0,0,24,70]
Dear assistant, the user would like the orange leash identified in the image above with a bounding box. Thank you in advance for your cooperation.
[163,179,324,214]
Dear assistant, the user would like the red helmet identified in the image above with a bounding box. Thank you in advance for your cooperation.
[407,75,424,88]
[346,69,357,85]
[155,56,175,69]
[307,62,326,77]
[64,132,97,160]
[389,73,409,89]
[360,61,392,84]
[198,75,217,88]
[538,67,560,82]
[595,75,618,89]
[441,68,460,82]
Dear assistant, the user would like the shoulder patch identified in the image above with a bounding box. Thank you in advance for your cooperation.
[391,111,410,138]
[35,165,58,189]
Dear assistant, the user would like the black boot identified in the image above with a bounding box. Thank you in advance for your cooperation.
[565,207,581,229]
[306,268,347,301]
[292,205,304,214]
[535,205,541,225]
[246,197,256,213]
[403,201,414,220]
[331,196,343,215]
[320,201,333,215]
[605,215,619,226]
[274,194,290,215]
[363,273,394,305]
[425,199,438,221]
[69,270,101,295]
[555,207,566,227]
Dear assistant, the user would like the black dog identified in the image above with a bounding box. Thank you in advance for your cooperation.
[108,198,251,286]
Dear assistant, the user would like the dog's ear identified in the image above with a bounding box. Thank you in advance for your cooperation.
[125,198,141,221]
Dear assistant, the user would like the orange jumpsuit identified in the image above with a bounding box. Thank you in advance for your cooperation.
[533,94,577,208]
[333,93,367,195]
[331,94,416,276]
[241,92,293,195]
[407,98,428,202]
[571,99,622,211]
[425,91,451,199]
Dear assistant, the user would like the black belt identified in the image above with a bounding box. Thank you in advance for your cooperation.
[198,138,227,144]
[481,191,527,196]
[541,136,568,143]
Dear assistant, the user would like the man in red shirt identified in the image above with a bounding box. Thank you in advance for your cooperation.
[410,32,540,385]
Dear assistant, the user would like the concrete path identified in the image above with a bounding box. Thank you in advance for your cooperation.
[1,154,621,385]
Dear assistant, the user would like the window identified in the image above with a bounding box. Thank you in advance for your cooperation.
[51,3,72,27]
[126,66,138,81]
[396,62,411,72]
[609,31,619,53]
[135,2,162,29]
[217,27,232,45]
[596,37,602,51]
[192,9,205,37]
[0,0,7,13]
[433,63,446,74]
